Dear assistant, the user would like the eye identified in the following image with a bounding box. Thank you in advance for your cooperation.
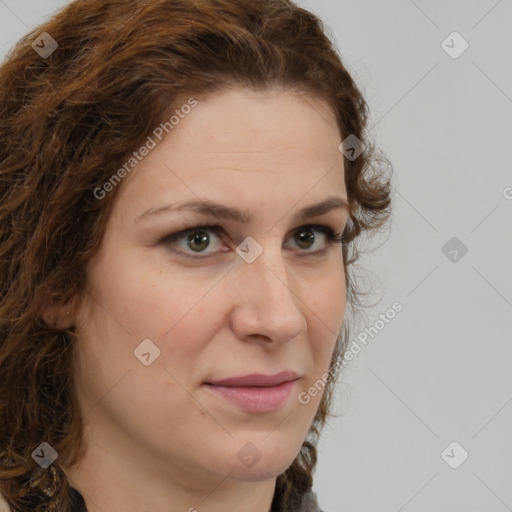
[287,225,343,255]
[160,224,225,258]
[159,223,343,259]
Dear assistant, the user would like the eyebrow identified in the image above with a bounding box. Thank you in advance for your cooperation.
[135,196,349,224]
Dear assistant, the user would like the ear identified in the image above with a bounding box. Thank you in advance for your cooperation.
[39,298,75,330]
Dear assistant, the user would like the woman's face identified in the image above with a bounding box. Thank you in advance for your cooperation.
[71,87,348,488]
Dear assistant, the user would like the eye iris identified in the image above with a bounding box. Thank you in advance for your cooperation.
[296,229,315,249]
[188,231,210,252]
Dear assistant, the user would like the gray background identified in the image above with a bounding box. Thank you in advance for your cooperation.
[1,1,510,511]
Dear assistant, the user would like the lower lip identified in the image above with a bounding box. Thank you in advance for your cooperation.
[203,379,298,413]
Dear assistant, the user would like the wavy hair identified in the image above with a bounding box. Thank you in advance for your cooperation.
[0,0,392,510]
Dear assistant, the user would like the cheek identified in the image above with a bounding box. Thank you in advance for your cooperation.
[307,265,347,372]
[309,263,347,331]
[91,252,220,339]
[77,257,221,399]
[84,245,346,380]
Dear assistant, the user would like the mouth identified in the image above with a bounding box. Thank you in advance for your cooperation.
[202,371,300,413]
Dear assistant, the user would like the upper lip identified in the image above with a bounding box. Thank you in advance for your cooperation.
[205,371,299,387]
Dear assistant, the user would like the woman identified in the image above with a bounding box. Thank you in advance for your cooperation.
[0,0,392,510]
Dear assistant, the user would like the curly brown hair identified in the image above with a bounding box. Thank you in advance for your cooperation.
[0,0,392,510]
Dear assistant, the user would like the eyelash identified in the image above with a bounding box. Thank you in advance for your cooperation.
[159,223,344,260]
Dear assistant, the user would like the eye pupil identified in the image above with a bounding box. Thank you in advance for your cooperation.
[296,229,315,249]
[188,231,210,252]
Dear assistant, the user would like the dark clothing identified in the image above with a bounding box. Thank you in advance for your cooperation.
[69,487,87,512]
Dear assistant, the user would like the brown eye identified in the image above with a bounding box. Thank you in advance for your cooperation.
[295,228,316,249]
[186,231,211,252]
[287,225,341,254]
[161,223,342,260]
[161,224,224,258]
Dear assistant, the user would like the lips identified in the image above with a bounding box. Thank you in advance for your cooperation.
[205,371,299,387]
[203,371,300,413]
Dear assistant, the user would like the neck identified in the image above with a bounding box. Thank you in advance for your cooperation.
[63,432,277,512]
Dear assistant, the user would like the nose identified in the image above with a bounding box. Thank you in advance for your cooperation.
[228,243,308,345]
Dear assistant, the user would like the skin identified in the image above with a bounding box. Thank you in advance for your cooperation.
[55,87,349,512]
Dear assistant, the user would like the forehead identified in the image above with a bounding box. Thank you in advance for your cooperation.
[166,87,340,158]
[115,87,346,219]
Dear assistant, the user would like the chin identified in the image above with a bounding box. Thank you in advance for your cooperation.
[228,457,295,482]
[211,438,302,483]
